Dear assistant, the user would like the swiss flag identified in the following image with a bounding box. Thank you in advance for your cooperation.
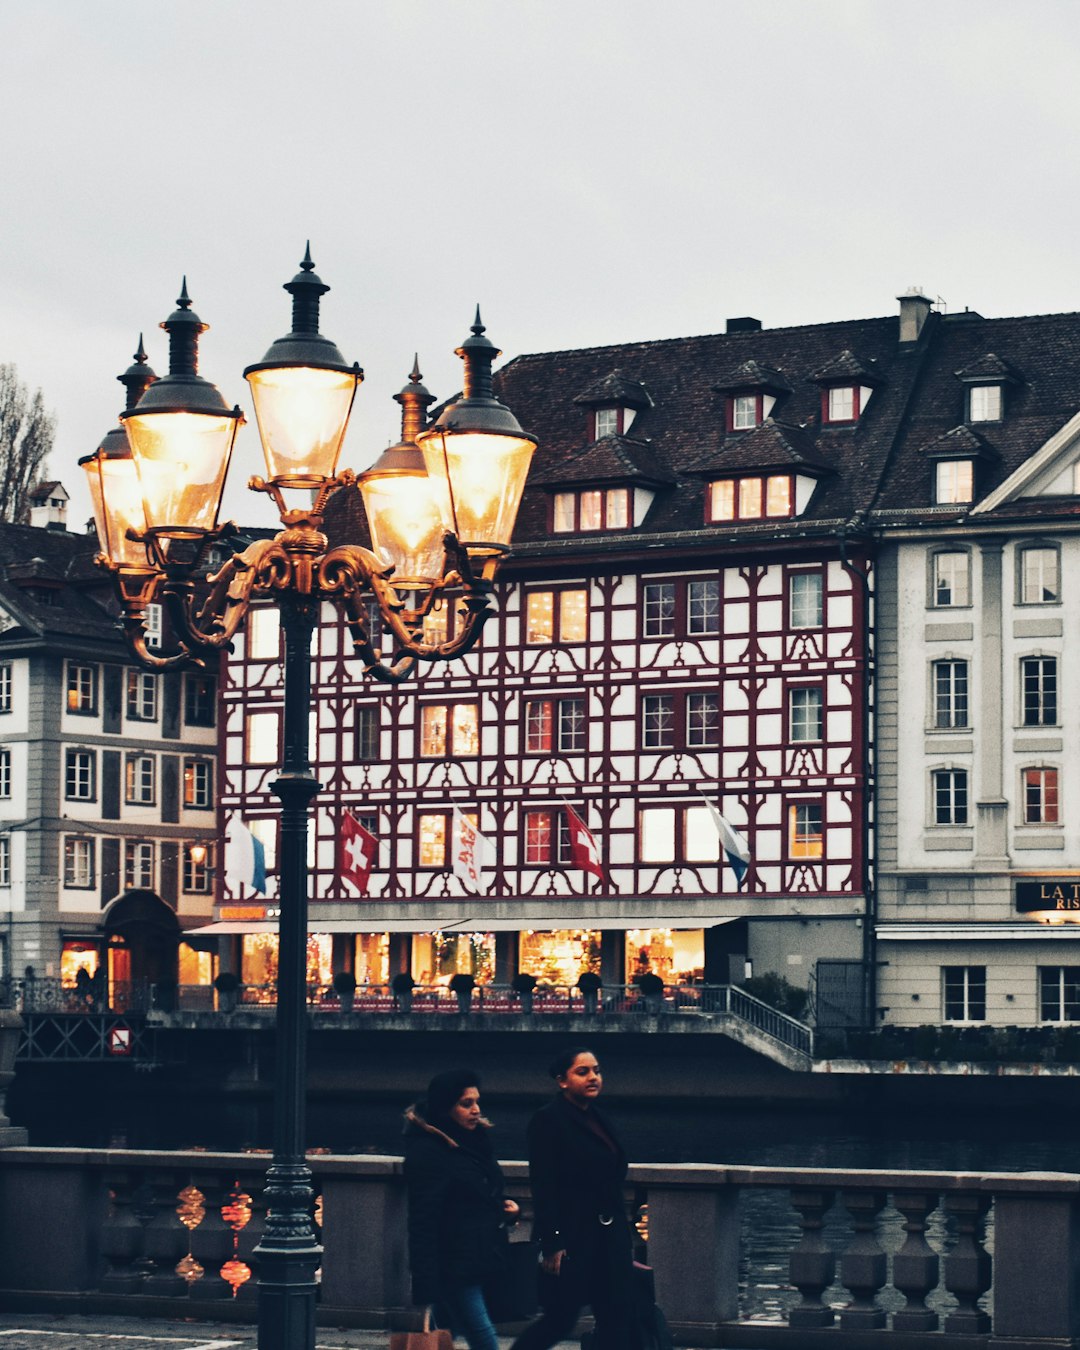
[565,804,606,881]
[340,812,377,895]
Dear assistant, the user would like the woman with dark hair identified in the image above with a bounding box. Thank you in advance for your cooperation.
[404,1068,518,1350]
[511,1047,640,1350]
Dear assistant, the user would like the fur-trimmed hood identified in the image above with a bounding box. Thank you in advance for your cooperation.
[403,1101,493,1149]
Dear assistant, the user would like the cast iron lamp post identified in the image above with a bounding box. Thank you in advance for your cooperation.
[79,248,536,1350]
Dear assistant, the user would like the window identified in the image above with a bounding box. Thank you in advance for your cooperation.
[686,692,720,747]
[126,670,158,721]
[790,572,824,629]
[0,664,12,714]
[1019,547,1059,605]
[935,460,974,505]
[638,805,721,864]
[1023,767,1060,825]
[969,385,1002,423]
[66,664,97,714]
[421,595,465,646]
[525,697,586,754]
[789,687,823,742]
[1040,967,1080,1022]
[183,758,214,809]
[1021,657,1057,726]
[417,810,478,868]
[355,706,380,762]
[933,661,969,729]
[642,695,675,749]
[125,754,156,805]
[943,966,986,1021]
[184,674,217,727]
[729,394,762,431]
[0,836,10,887]
[0,748,10,799]
[931,551,970,607]
[65,749,96,801]
[183,843,214,894]
[933,769,969,825]
[643,582,675,638]
[525,589,588,644]
[594,407,620,438]
[524,809,572,865]
[420,704,479,758]
[640,691,718,751]
[63,836,95,888]
[824,386,857,424]
[144,603,163,650]
[247,606,281,660]
[552,488,631,534]
[788,802,823,858]
[124,841,155,890]
[687,580,720,636]
[707,475,794,522]
[245,712,280,764]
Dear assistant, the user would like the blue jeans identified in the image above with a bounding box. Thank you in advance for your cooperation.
[433,1284,500,1350]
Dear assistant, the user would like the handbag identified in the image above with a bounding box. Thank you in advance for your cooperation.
[389,1308,453,1350]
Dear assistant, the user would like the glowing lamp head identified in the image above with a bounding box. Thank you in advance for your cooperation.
[243,246,361,488]
[359,444,451,590]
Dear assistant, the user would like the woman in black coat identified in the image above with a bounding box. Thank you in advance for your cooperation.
[404,1068,517,1350]
[511,1047,640,1350]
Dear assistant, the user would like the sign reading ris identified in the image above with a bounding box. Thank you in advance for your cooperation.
[1016,879,1080,913]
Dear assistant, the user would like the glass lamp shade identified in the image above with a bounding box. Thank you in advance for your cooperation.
[122,409,241,536]
[416,428,535,555]
[245,364,359,487]
[79,446,151,568]
[358,461,452,590]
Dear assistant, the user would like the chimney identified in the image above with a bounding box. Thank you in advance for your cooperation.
[897,288,933,344]
[726,317,762,334]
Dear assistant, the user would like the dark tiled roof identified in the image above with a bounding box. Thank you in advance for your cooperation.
[0,523,119,646]
[531,435,675,488]
[954,352,1021,383]
[916,425,997,461]
[572,369,653,409]
[712,359,792,395]
[810,349,883,385]
[685,419,832,476]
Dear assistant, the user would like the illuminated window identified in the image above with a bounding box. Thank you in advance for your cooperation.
[0,664,11,714]
[420,704,479,758]
[790,572,823,628]
[182,843,213,894]
[245,711,280,764]
[60,939,99,985]
[124,840,155,889]
[126,670,158,721]
[63,836,95,888]
[524,809,572,865]
[969,385,1002,422]
[765,475,792,515]
[183,758,214,809]
[67,664,97,714]
[525,697,586,753]
[825,386,857,423]
[944,965,986,1021]
[184,674,217,727]
[1039,967,1080,1022]
[125,754,156,805]
[246,606,281,660]
[1023,767,1059,825]
[552,489,632,534]
[789,687,823,742]
[739,477,762,518]
[935,460,974,505]
[709,479,735,520]
[525,589,588,644]
[1019,546,1059,605]
[933,769,968,825]
[1021,657,1057,727]
[0,748,9,799]
[933,661,969,729]
[707,476,794,522]
[638,805,721,864]
[65,749,96,801]
[417,810,478,867]
[788,802,823,858]
[422,596,465,646]
[931,551,970,607]
[643,582,676,638]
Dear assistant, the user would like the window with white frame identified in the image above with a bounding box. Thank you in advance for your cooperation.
[144,603,163,650]
[931,551,970,607]
[525,589,588,644]
[1040,967,1080,1022]
[126,669,158,721]
[0,748,10,799]
[182,843,214,894]
[183,758,214,809]
[523,809,573,866]
[1023,767,1060,825]
[1018,546,1060,605]
[525,697,586,754]
[643,582,676,638]
[825,386,857,423]
[935,460,974,505]
[552,488,631,534]
[125,754,156,805]
[969,385,1002,423]
[789,686,823,742]
[0,836,10,887]
[63,836,95,888]
[66,664,97,714]
[247,606,281,660]
[730,393,762,431]
[932,768,968,825]
[65,749,96,801]
[124,840,155,890]
[788,801,824,858]
[594,407,620,438]
[420,704,479,758]
[1021,657,1057,727]
[943,965,986,1021]
[789,571,824,629]
[687,579,720,636]
[0,664,12,714]
[707,475,793,522]
[638,805,721,864]
[933,660,969,729]
[245,712,280,764]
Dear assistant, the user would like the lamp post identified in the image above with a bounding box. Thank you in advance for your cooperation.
[80,248,536,1350]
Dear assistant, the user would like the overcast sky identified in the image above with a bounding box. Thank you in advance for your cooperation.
[3,0,1080,530]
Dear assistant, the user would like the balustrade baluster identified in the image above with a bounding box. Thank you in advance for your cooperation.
[943,1192,992,1334]
[188,1173,237,1299]
[838,1189,888,1330]
[141,1172,189,1296]
[788,1187,836,1328]
[234,1174,266,1304]
[99,1168,146,1294]
[891,1190,940,1332]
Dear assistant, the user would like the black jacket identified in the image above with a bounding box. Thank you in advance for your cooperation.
[403,1105,509,1304]
[526,1093,631,1260]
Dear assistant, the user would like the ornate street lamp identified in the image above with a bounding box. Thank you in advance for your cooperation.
[82,250,536,1350]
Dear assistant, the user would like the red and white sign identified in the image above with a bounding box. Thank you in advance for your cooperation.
[340,812,378,895]
[452,806,489,894]
[108,1025,133,1056]
[565,804,606,881]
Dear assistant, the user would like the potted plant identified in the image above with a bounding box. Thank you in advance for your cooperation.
[511,971,538,1014]
[391,970,416,1013]
[213,971,240,1014]
[449,971,476,1014]
[576,969,602,1015]
[332,970,357,1013]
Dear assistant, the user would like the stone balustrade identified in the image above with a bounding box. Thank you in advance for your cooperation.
[0,1148,1076,1346]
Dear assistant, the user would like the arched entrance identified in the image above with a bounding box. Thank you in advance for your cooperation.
[101,890,180,995]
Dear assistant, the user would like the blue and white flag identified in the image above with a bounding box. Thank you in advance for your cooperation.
[225,819,267,894]
[704,801,751,886]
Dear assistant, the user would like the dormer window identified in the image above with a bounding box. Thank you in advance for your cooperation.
[594,407,620,438]
[935,460,974,505]
[729,394,763,431]
[968,385,1002,423]
[708,475,793,522]
[824,386,858,424]
[554,488,631,533]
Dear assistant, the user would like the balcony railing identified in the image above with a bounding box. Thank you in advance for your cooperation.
[0,1147,1076,1344]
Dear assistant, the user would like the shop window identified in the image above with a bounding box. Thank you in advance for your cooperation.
[417,810,478,868]
[968,385,1002,423]
[355,706,380,762]
[1039,966,1080,1022]
[420,703,479,758]
[184,673,217,728]
[65,749,96,802]
[931,551,970,607]
[126,670,157,722]
[823,385,859,424]
[0,836,10,887]
[789,686,823,742]
[1018,546,1060,605]
[932,769,969,826]
[553,488,631,534]
[60,940,100,987]
[351,933,389,985]
[124,841,155,890]
[1023,767,1060,825]
[0,664,12,714]
[525,589,589,644]
[246,606,281,660]
[523,809,572,865]
[626,928,705,984]
[933,660,969,729]
[125,754,156,806]
[245,711,280,764]
[411,931,495,986]
[638,805,721,864]
[67,663,98,714]
[525,697,586,754]
[943,965,986,1021]
[182,843,214,894]
[707,475,793,522]
[178,942,213,986]
[518,929,601,985]
[183,758,214,809]
[788,802,823,858]
[935,460,974,505]
[63,837,95,888]
[1021,656,1057,727]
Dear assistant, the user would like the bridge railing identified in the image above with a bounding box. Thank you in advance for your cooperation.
[0,1148,1074,1344]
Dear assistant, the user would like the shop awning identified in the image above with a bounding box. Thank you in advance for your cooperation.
[186,915,736,936]
[187,918,464,935]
